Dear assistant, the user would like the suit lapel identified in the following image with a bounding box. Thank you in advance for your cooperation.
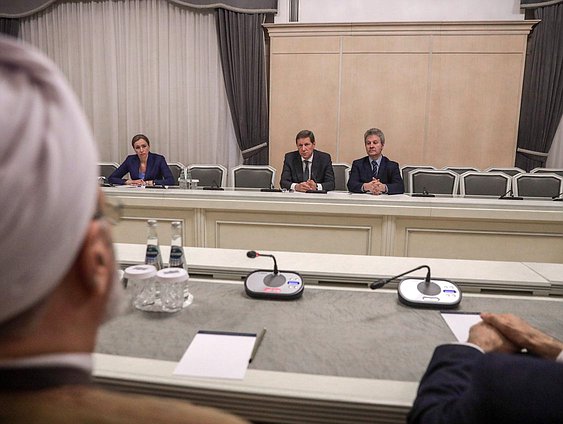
[294,153,304,181]
[378,156,388,182]
[362,157,372,181]
[310,153,319,181]
[130,155,141,180]
[145,153,153,180]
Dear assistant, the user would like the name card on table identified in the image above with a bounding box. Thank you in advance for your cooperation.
[441,312,482,342]
[174,330,256,380]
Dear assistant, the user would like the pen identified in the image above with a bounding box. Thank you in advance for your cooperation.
[249,327,267,363]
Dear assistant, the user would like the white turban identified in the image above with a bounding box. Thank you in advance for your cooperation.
[0,37,99,324]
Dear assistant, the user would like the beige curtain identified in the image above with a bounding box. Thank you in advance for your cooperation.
[20,0,241,168]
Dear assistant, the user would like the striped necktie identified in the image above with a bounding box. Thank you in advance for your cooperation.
[372,160,379,179]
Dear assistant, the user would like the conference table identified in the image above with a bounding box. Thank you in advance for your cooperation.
[93,245,563,424]
[103,186,563,263]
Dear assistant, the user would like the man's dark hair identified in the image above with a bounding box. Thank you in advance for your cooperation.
[295,130,315,143]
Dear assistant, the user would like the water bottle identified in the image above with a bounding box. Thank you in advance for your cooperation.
[179,167,189,189]
[186,166,193,189]
[169,221,193,307]
[144,219,163,270]
[169,221,187,270]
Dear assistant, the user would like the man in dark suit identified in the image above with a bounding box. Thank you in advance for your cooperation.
[347,128,404,194]
[0,37,247,424]
[408,313,563,424]
[280,130,335,191]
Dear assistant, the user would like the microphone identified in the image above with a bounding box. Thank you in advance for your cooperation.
[369,265,431,290]
[247,250,279,275]
[244,250,304,299]
[369,265,461,308]
[499,189,523,200]
[412,187,435,197]
[552,192,563,201]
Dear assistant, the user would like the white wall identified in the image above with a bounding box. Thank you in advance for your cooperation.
[275,0,524,23]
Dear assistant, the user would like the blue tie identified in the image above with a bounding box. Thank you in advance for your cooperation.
[371,161,378,179]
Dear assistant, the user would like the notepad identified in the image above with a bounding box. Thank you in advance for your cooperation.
[440,312,482,342]
[174,331,256,380]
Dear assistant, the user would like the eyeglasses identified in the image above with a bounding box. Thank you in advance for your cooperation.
[93,197,123,225]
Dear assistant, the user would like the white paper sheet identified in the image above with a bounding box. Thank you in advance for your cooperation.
[174,331,256,380]
[440,312,482,342]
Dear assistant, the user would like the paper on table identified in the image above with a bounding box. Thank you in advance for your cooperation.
[174,331,256,380]
[440,312,482,342]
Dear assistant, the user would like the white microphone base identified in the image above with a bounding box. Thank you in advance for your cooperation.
[245,269,304,300]
[398,278,461,308]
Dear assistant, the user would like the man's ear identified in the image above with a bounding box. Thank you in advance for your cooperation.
[74,221,114,295]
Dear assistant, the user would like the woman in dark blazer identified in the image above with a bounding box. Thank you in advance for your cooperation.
[108,134,174,186]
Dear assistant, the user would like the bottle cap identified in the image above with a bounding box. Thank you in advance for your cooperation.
[124,264,157,280]
[156,267,189,283]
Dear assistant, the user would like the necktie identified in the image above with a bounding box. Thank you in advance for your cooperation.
[372,161,379,179]
[303,160,310,181]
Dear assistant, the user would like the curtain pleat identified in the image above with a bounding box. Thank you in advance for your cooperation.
[216,9,269,164]
[0,18,20,36]
[516,2,563,170]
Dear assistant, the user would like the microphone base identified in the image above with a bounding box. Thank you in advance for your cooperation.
[553,197,563,202]
[411,193,435,197]
[203,187,224,191]
[499,196,523,200]
[397,278,461,309]
[245,270,304,300]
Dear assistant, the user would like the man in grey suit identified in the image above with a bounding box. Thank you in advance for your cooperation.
[280,129,335,192]
[0,36,247,424]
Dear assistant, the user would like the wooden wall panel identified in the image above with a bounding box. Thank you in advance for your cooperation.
[339,53,429,165]
[266,22,536,180]
[426,53,524,167]
[269,52,340,183]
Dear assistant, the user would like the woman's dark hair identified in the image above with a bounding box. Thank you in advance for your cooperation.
[131,134,150,148]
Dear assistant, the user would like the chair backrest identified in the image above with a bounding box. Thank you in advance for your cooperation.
[485,167,525,176]
[167,162,185,185]
[99,162,119,179]
[530,167,563,178]
[332,163,351,191]
[401,165,436,193]
[230,165,276,189]
[444,166,480,174]
[188,164,227,188]
[460,171,510,197]
[513,173,563,198]
[409,169,459,195]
